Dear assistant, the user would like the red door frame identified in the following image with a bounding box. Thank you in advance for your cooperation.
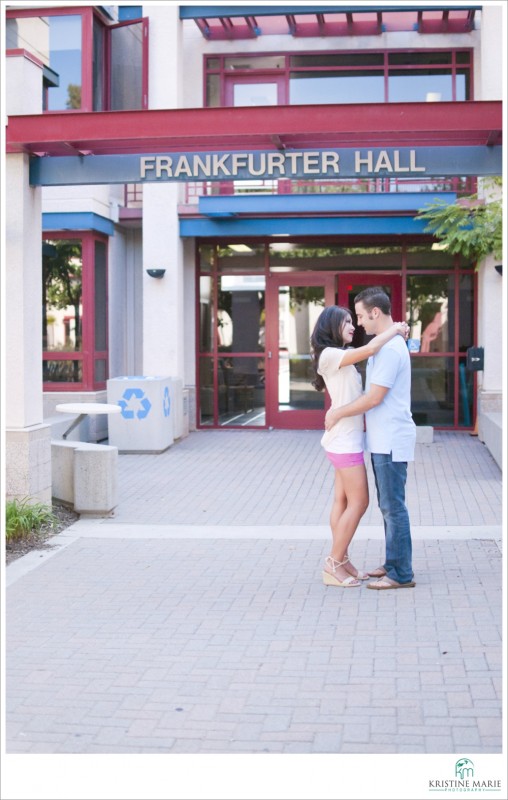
[265,272,335,429]
[337,273,403,321]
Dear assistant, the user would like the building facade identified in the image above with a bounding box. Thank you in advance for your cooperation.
[4,3,504,503]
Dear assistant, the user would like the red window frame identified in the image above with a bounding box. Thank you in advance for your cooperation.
[43,231,109,392]
[196,240,478,431]
[6,6,149,112]
[224,74,288,107]
[102,17,149,111]
[205,48,473,107]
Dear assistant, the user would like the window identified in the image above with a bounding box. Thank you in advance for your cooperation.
[43,233,108,390]
[290,70,385,104]
[6,7,148,112]
[205,49,472,107]
[7,13,82,110]
[108,20,145,110]
[197,242,476,429]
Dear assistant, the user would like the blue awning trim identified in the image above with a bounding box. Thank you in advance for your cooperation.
[119,6,142,21]
[42,212,115,236]
[180,216,431,237]
[198,192,457,217]
[179,6,480,19]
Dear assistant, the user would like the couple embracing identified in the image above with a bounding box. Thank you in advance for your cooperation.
[311,286,416,591]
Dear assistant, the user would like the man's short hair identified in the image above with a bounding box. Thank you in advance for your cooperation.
[354,286,391,315]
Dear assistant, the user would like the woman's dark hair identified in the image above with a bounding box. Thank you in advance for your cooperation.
[310,305,351,392]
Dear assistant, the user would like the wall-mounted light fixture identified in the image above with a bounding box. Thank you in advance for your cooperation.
[146,269,166,279]
[494,264,502,275]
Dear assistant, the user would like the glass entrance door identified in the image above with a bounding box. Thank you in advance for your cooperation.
[266,274,335,428]
[337,274,402,384]
[337,275,402,344]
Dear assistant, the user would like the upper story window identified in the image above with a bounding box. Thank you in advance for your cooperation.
[205,50,472,107]
[6,7,148,112]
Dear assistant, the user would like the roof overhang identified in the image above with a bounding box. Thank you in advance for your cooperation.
[179,5,480,39]
[180,191,458,236]
[6,101,502,157]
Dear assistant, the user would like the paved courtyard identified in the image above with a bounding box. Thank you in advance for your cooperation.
[5,430,503,763]
[112,429,502,527]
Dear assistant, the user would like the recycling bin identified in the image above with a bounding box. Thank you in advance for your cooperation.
[182,389,190,439]
[107,376,173,453]
[169,377,184,440]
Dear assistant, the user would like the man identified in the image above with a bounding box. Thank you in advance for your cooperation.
[325,287,416,590]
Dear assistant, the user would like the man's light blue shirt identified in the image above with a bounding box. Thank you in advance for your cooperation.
[365,335,416,461]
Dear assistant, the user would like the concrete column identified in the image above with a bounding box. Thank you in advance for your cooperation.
[478,255,503,400]
[5,153,51,503]
[5,54,51,503]
[479,6,503,100]
[142,183,185,378]
[147,4,182,110]
[142,6,184,379]
[477,252,503,430]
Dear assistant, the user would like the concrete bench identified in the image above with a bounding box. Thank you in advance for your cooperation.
[479,412,502,469]
[416,426,433,444]
[51,440,118,516]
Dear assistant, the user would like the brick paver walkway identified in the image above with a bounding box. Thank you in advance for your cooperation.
[114,431,502,527]
[5,430,503,763]
[6,537,502,754]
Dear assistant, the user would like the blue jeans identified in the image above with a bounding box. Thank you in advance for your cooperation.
[371,453,413,584]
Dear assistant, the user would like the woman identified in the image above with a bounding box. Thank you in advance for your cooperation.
[310,305,408,588]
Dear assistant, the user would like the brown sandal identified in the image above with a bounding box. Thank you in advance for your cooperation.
[367,576,415,590]
[367,566,387,578]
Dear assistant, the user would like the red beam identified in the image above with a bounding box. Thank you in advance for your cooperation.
[195,18,211,39]
[6,102,502,156]
[286,14,297,35]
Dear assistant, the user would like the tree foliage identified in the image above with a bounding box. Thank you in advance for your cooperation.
[66,83,81,110]
[416,180,502,262]
[43,240,83,351]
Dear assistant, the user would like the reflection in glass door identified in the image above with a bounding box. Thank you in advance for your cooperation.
[266,275,334,428]
[337,274,402,387]
[199,274,266,428]
[337,275,402,347]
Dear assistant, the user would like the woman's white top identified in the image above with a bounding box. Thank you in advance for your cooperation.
[318,347,365,454]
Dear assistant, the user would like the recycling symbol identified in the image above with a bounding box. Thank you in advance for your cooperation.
[118,387,152,420]
[163,387,171,418]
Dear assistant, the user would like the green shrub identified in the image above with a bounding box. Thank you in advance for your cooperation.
[5,498,57,542]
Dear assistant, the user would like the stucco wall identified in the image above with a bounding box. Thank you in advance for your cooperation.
[108,227,144,379]
[42,184,124,220]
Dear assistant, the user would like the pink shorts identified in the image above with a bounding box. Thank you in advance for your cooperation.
[326,451,364,469]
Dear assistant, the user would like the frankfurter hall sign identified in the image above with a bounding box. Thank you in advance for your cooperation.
[30,145,501,186]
